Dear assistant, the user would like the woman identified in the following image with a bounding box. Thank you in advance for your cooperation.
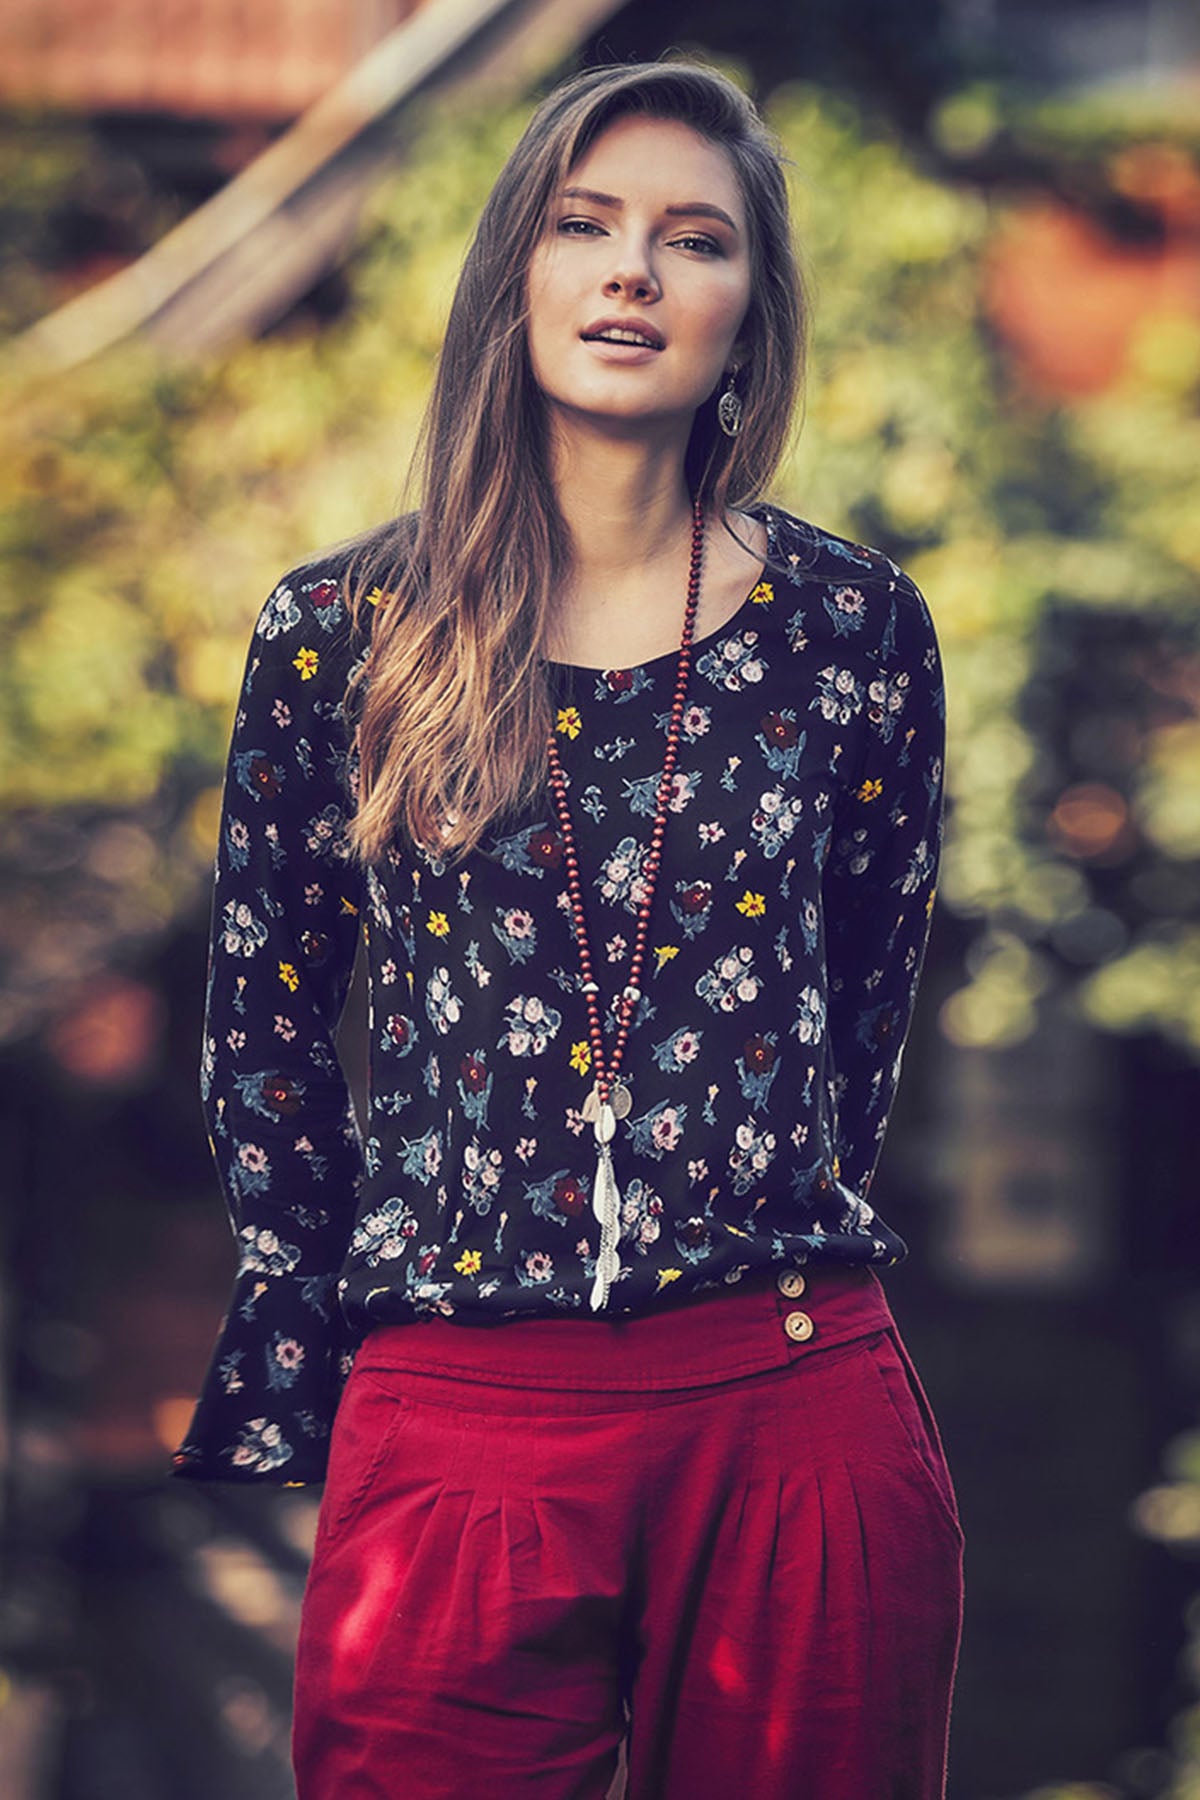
[173,58,964,1800]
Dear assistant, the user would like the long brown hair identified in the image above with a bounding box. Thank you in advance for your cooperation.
[345,59,811,867]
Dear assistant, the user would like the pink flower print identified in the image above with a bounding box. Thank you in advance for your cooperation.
[504,908,534,940]
[682,703,710,738]
[525,1251,554,1283]
[516,1137,537,1163]
[566,1108,586,1137]
[274,1015,297,1041]
[688,1158,709,1184]
[673,1031,702,1065]
[274,1338,304,1371]
[381,959,398,985]
[698,821,726,845]
[226,1029,246,1052]
[606,935,628,962]
[238,1144,268,1173]
[272,699,292,727]
[651,1107,684,1155]
[304,883,323,905]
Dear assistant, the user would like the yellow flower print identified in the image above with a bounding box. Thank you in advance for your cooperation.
[556,706,583,740]
[653,945,679,973]
[857,776,883,804]
[293,646,319,680]
[278,961,300,992]
[339,895,359,915]
[427,911,450,938]
[656,1268,683,1291]
[749,581,774,606]
[366,586,387,607]
[736,891,766,918]
[455,1249,482,1276]
[570,1040,592,1076]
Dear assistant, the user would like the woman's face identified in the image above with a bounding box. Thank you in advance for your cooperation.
[525,115,753,439]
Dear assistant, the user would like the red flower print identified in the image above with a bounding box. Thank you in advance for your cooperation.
[761,712,798,749]
[605,669,634,693]
[259,1075,301,1115]
[460,1054,488,1093]
[309,579,339,609]
[743,1035,777,1073]
[249,755,281,798]
[553,1175,587,1219]
[528,830,563,869]
[386,1015,411,1048]
[300,930,329,965]
[679,1218,711,1250]
[679,881,712,915]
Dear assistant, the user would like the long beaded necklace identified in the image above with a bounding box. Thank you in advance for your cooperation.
[546,494,707,1311]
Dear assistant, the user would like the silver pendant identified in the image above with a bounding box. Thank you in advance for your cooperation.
[589,1136,622,1311]
[582,1080,632,1124]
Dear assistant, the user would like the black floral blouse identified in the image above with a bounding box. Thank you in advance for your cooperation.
[171,502,946,1483]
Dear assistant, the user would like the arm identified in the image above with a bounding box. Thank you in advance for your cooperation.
[172,563,370,1483]
[821,570,946,1208]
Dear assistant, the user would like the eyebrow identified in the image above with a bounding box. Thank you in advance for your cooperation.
[558,186,740,233]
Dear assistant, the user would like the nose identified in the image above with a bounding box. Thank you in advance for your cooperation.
[602,243,661,303]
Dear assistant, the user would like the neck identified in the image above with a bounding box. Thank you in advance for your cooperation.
[548,416,698,594]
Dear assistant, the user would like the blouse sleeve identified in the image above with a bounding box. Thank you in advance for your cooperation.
[821,570,946,1210]
[171,564,370,1484]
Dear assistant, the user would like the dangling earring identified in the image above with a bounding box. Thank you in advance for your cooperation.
[717,369,743,438]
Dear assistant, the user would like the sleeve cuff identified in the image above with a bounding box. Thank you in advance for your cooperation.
[168,1267,356,1485]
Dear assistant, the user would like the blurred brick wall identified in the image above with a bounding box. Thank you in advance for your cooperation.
[0,0,424,120]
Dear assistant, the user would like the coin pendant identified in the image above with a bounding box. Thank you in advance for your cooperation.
[610,1081,632,1121]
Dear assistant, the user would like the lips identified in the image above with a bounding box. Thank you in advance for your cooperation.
[580,315,665,350]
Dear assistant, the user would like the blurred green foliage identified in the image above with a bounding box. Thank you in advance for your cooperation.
[1,80,1199,1066]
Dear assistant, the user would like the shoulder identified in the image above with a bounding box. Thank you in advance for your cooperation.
[252,512,420,666]
[753,501,939,655]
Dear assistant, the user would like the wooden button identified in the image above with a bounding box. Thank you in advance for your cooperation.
[776,1269,807,1299]
[783,1310,815,1343]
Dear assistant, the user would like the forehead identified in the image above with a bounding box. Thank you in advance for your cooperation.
[565,115,745,219]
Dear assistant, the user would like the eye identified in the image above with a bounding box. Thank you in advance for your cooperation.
[671,232,723,256]
[557,217,606,237]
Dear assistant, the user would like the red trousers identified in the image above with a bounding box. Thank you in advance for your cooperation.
[293,1266,964,1799]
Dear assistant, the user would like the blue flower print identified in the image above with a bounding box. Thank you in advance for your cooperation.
[695,946,762,1013]
[302,576,347,635]
[597,835,651,914]
[463,1138,504,1214]
[650,1025,705,1073]
[256,584,301,639]
[623,768,702,817]
[594,666,652,704]
[755,710,806,779]
[498,994,563,1057]
[228,1417,293,1474]
[750,788,805,859]
[791,985,827,1047]
[811,664,864,728]
[232,749,285,806]
[301,803,348,862]
[619,1176,664,1253]
[628,1100,687,1160]
[728,1118,778,1196]
[492,905,538,964]
[221,900,268,958]
[866,668,912,745]
[237,1225,300,1277]
[736,1033,781,1112]
[514,1248,556,1287]
[457,1051,493,1127]
[824,585,868,637]
[398,1127,443,1187]
[696,629,767,693]
[425,966,463,1035]
[380,1011,417,1057]
[225,817,251,870]
[669,877,714,940]
[264,1332,306,1393]
[352,1195,419,1266]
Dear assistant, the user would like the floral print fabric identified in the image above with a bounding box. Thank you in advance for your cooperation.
[172,503,946,1482]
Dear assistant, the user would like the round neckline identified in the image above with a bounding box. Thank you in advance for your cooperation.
[544,503,776,676]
